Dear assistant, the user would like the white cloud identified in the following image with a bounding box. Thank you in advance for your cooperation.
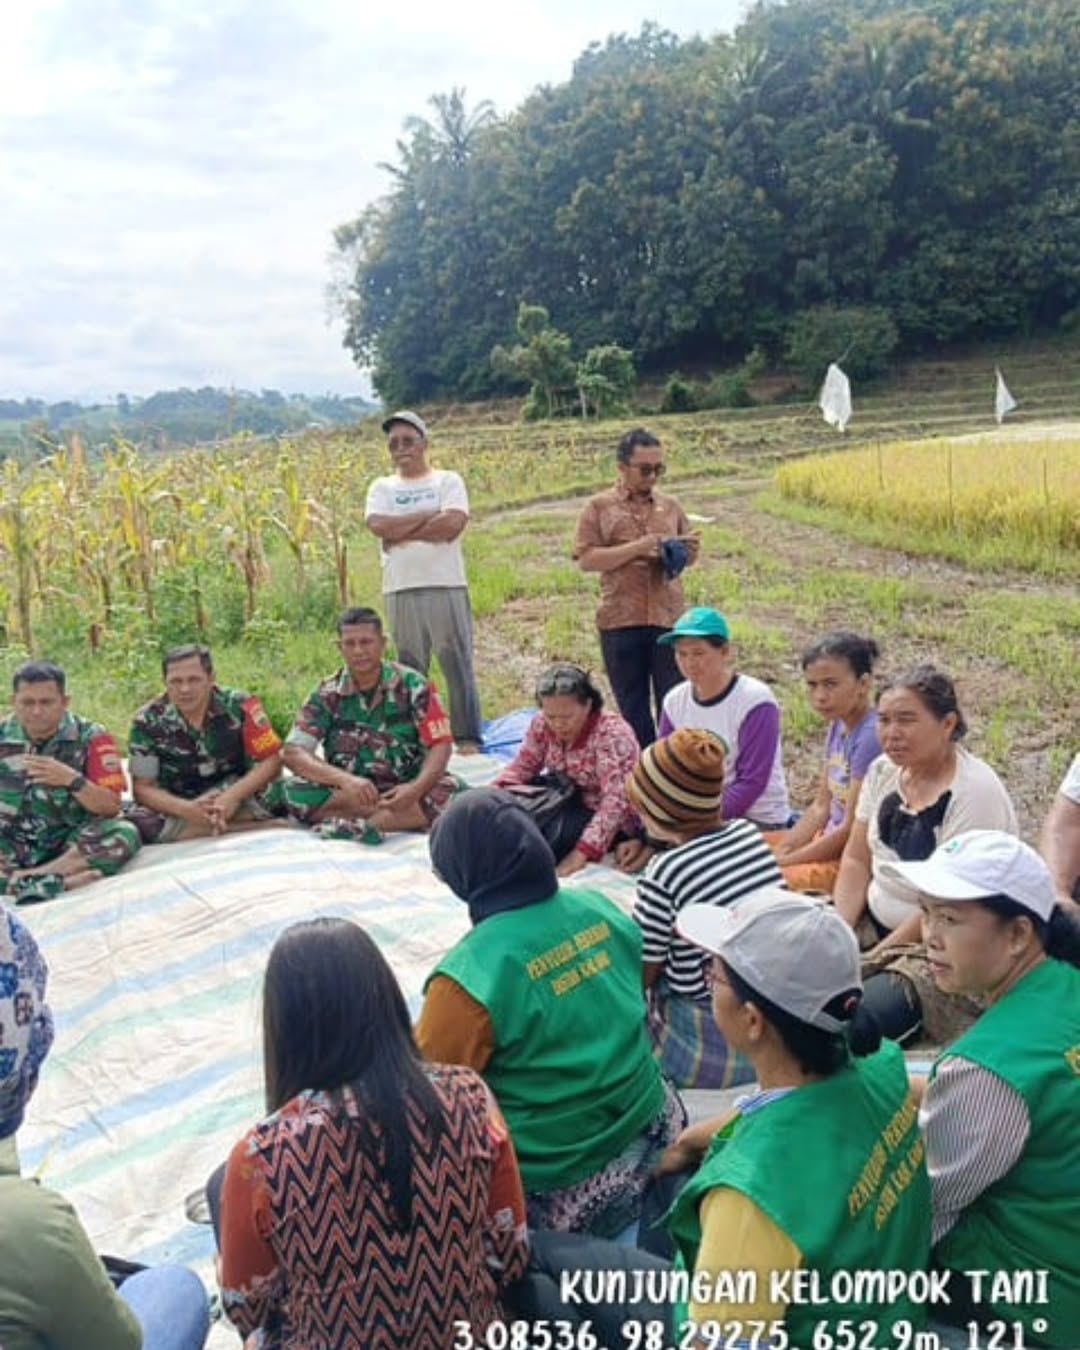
[0,0,746,402]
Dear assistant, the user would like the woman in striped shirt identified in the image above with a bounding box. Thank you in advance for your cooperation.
[628,728,782,1088]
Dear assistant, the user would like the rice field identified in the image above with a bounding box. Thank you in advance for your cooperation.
[775,434,1080,574]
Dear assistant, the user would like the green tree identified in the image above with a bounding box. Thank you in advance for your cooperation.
[785,305,899,385]
[576,344,636,418]
[335,2,1080,400]
[491,304,578,420]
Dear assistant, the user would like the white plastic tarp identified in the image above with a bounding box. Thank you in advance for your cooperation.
[819,363,852,432]
[994,367,1017,425]
[16,753,641,1343]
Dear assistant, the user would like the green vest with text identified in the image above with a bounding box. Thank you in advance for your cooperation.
[667,1042,929,1345]
[932,958,1080,1348]
[430,887,665,1192]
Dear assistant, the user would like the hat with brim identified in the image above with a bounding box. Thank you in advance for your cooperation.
[677,887,861,1033]
[880,830,1056,922]
[381,409,428,438]
[657,606,730,645]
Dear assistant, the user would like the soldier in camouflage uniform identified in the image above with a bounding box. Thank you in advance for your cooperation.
[282,607,463,844]
[0,661,140,902]
[126,644,285,843]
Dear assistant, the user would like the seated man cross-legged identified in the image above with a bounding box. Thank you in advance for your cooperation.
[126,644,285,843]
[0,660,139,902]
[281,607,463,844]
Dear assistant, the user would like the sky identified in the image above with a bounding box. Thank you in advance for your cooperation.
[0,0,747,404]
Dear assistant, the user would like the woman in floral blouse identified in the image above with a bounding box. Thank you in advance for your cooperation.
[496,663,648,876]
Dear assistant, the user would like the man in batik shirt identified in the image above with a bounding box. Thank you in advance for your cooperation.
[127,644,284,843]
[281,607,462,844]
[0,660,139,901]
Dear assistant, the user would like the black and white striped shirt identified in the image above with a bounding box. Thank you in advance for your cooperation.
[633,819,782,1000]
[920,1056,1029,1246]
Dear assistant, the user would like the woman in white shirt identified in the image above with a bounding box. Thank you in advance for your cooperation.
[832,665,1017,1044]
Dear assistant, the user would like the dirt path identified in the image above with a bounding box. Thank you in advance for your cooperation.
[502,471,1074,602]
[474,475,1076,833]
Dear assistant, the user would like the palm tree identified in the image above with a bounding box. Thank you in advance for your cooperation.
[402,88,498,168]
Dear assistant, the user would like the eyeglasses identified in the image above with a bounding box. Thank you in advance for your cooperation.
[536,665,589,698]
[632,463,665,477]
[388,435,423,451]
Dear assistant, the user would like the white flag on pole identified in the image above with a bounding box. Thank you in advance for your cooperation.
[994,367,1017,425]
[819,363,852,432]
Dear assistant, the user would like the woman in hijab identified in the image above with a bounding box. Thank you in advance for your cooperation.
[0,905,209,1350]
[416,788,685,1239]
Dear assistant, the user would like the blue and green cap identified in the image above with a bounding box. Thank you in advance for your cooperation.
[658,607,731,645]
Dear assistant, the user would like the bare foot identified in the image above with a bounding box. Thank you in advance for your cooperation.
[13,849,85,879]
[455,740,483,756]
[64,870,105,891]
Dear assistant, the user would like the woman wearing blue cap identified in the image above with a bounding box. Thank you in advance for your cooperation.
[657,607,791,830]
[888,831,1080,1347]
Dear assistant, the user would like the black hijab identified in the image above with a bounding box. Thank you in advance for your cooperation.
[430,788,559,926]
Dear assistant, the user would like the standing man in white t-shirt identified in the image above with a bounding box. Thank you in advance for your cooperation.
[364,411,484,751]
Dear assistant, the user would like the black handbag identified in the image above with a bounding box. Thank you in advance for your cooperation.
[503,772,594,862]
[101,1253,148,1289]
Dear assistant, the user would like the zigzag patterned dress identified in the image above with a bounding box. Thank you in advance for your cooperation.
[219,1065,528,1348]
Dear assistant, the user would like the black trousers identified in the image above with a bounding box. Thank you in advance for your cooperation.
[504,1229,674,1349]
[599,626,681,749]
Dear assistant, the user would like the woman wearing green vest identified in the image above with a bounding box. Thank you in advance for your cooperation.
[664,888,930,1343]
[886,830,1080,1348]
[417,788,685,1239]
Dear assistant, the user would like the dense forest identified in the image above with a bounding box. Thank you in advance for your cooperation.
[336,0,1079,405]
[0,388,376,457]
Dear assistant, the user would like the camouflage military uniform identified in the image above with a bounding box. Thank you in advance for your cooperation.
[126,686,284,843]
[0,711,140,885]
[283,661,463,823]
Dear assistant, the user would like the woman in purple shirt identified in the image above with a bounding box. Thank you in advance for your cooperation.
[769,632,881,893]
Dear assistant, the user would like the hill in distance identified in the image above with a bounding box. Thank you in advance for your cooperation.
[0,386,381,456]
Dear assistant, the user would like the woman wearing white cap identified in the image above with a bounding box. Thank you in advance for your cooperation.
[663,889,930,1343]
[887,830,1080,1347]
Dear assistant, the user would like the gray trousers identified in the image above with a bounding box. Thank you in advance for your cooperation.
[386,586,483,743]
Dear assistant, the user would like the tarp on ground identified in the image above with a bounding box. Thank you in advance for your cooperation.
[14,753,640,1340]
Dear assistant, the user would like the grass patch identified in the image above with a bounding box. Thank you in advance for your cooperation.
[0,394,1074,827]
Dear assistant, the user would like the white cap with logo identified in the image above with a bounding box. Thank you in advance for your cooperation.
[881,829,1057,922]
[676,887,862,1033]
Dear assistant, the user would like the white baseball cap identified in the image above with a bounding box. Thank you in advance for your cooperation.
[676,887,861,1033]
[882,830,1056,921]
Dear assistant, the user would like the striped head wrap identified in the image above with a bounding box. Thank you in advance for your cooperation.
[628,728,728,827]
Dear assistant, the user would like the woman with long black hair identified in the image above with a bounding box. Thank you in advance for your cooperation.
[218,918,528,1348]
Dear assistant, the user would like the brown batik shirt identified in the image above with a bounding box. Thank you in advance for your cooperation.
[573,483,691,630]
